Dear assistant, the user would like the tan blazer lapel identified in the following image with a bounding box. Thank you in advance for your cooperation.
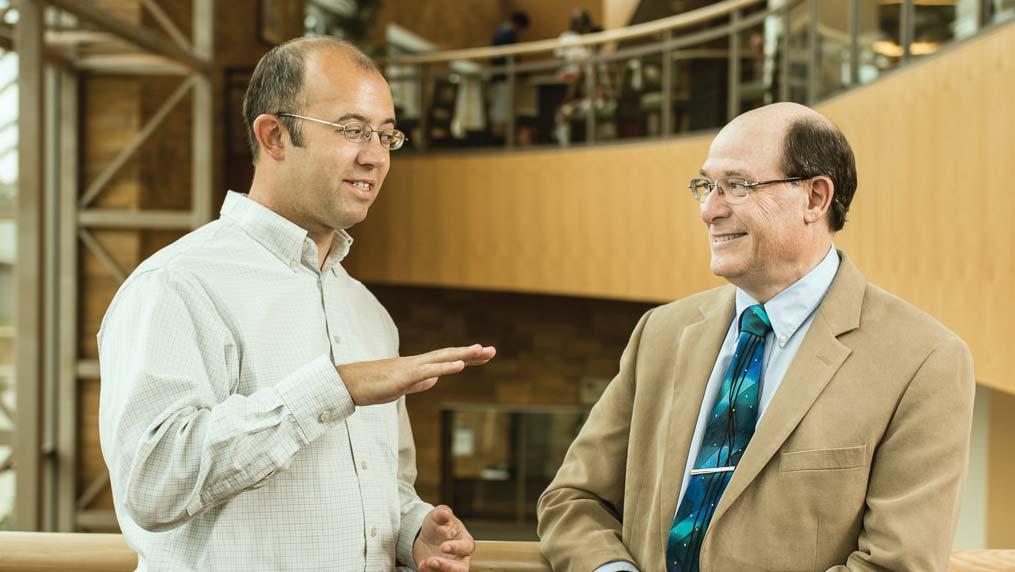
[656,290,736,555]
[709,253,866,529]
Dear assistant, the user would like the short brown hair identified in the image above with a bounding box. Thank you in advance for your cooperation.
[242,37,380,163]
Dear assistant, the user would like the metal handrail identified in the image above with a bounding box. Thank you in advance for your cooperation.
[381,0,1005,152]
[386,0,805,150]
[384,0,762,65]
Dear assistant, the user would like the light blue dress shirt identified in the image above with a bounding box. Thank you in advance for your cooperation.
[594,246,840,572]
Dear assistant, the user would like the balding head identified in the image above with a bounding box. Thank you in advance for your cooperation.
[723,101,831,133]
[714,102,856,231]
[699,103,854,301]
[243,37,381,163]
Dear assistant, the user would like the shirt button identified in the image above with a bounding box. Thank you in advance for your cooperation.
[318,411,333,423]
[361,460,368,471]
[370,527,377,538]
[778,335,788,346]
[333,335,341,344]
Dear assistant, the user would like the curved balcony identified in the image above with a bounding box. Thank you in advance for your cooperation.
[347,3,1015,395]
[382,0,1014,150]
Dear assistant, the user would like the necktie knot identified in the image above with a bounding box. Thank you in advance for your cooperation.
[739,304,772,338]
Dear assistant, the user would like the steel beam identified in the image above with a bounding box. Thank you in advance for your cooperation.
[14,0,46,531]
[42,0,209,72]
[191,0,214,225]
[56,70,78,532]
[79,75,196,208]
[78,209,195,230]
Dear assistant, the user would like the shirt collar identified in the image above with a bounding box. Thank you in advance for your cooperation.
[734,245,840,343]
[219,191,354,272]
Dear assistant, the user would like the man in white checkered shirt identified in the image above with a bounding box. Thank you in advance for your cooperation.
[98,37,495,572]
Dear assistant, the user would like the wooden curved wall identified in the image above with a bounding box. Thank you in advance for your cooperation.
[344,21,1015,393]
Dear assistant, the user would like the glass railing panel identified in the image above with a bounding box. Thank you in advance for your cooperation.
[857,0,902,85]
[990,0,1015,23]
[784,0,812,104]
[910,0,961,61]
[737,6,780,115]
[815,0,853,99]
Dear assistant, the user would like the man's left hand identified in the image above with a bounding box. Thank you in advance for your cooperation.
[413,505,475,572]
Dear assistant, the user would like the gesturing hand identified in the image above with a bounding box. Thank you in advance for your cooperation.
[337,344,496,406]
[413,505,475,572]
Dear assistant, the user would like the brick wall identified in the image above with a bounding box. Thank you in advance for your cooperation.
[368,283,654,504]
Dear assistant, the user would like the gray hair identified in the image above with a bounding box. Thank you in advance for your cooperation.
[242,37,380,163]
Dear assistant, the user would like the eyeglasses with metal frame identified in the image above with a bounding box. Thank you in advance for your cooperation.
[688,176,810,204]
[276,112,408,151]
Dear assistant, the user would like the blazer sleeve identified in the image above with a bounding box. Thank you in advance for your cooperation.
[828,336,975,572]
[537,309,654,571]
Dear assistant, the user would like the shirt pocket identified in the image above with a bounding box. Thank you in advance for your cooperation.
[779,444,867,473]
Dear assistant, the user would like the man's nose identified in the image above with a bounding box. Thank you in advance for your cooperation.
[357,134,388,166]
[699,189,728,224]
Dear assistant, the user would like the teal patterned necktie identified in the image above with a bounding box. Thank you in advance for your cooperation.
[666,304,772,572]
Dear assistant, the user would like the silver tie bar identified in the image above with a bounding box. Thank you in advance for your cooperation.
[690,466,736,476]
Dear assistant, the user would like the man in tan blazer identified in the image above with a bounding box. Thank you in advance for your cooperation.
[537,103,975,572]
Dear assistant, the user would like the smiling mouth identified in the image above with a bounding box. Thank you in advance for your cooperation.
[345,180,374,192]
[712,232,747,244]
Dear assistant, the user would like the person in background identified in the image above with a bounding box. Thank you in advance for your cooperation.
[489,11,531,142]
[554,10,616,145]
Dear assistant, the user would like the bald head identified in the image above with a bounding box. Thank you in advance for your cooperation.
[724,102,831,133]
[713,103,856,231]
[243,37,382,163]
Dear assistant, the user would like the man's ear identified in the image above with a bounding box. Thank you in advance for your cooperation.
[804,176,834,224]
[252,114,287,162]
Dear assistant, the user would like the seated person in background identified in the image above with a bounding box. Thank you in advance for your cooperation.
[99,37,495,572]
[538,102,974,572]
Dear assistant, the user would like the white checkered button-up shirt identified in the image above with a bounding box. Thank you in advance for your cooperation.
[98,191,432,571]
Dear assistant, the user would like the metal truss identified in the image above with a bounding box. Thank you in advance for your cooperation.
[14,0,214,532]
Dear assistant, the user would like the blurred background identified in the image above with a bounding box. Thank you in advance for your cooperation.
[0,0,1013,552]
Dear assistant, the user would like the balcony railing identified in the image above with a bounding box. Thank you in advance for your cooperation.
[381,0,1014,151]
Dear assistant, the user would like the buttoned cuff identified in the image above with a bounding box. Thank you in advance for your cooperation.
[275,354,355,444]
[397,501,434,569]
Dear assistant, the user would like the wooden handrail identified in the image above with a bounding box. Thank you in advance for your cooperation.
[385,0,762,65]
[0,533,553,571]
[0,533,1011,571]
[473,541,549,572]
